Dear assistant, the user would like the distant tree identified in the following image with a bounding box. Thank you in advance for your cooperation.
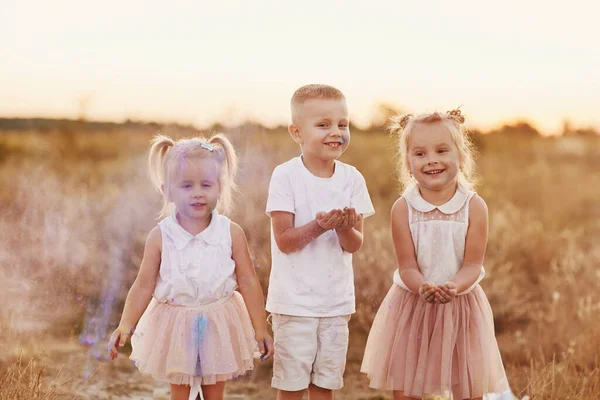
[491,121,540,136]
[77,95,91,122]
[562,119,598,136]
[562,119,573,136]
[368,102,405,131]
[572,127,599,136]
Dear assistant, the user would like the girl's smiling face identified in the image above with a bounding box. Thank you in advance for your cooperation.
[407,122,462,191]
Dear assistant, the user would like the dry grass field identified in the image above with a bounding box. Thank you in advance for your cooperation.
[1,123,599,399]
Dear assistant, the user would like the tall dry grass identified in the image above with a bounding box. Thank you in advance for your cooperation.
[0,355,67,400]
[1,126,599,399]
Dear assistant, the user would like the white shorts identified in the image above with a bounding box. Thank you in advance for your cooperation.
[270,313,351,391]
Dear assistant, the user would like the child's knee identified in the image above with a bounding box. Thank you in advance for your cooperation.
[169,384,190,400]
[308,384,334,400]
[308,383,332,392]
[201,382,225,400]
[277,389,306,400]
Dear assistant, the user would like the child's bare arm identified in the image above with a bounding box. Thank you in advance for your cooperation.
[271,210,334,254]
[231,222,273,360]
[108,226,161,359]
[336,208,364,253]
[392,198,438,300]
[447,195,488,293]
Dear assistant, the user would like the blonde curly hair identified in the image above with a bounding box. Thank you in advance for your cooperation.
[389,109,477,192]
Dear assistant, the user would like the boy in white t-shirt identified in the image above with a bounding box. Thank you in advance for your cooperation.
[266,84,375,400]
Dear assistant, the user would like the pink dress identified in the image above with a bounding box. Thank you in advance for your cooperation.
[130,210,256,398]
[361,184,511,399]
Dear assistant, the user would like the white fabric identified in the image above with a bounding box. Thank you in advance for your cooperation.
[190,383,203,400]
[270,314,351,391]
[154,209,238,306]
[265,156,375,317]
[393,183,485,295]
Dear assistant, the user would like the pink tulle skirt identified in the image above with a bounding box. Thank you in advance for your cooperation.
[130,292,256,386]
[361,285,510,399]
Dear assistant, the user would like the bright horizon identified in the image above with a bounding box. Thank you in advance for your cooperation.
[2,1,599,134]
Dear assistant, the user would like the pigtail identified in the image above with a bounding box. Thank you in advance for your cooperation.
[388,114,415,193]
[388,114,413,136]
[148,134,175,217]
[208,133,238,215]
[446,108,465,124]
[444,109,477,189]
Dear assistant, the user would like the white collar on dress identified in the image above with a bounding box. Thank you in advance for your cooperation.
[404,183,474,214]
[169,209,220,250]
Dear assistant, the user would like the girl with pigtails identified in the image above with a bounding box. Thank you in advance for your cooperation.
[361,110,512,400]
[108,133,273,400]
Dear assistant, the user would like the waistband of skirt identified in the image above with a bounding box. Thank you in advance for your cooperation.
[154,292,236,311]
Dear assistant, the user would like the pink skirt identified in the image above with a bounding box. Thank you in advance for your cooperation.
[130,292,256,386]
[361,285,510,399]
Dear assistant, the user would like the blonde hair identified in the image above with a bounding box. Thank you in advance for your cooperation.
[291,84,346,122]
[148,133,238,218]
[389,109,477,192]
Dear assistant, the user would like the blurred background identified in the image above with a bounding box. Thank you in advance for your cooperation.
[1,1,599,399]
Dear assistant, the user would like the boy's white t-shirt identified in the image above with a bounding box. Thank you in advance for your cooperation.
[265,156,375,317]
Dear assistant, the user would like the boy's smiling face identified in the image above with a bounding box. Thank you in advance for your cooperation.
[289,98,350,162]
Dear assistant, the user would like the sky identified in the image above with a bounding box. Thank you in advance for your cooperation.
[1,0,599,134]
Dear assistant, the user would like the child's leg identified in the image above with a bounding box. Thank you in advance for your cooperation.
[170,384,190,400]
[392,392,418,400]
[271,315,319,394]
[310,315,350,396]
[307,383,333,400]
[201,381,226,400]
[277,389,306,400]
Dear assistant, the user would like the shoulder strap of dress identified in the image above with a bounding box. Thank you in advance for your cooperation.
[222,215,232,245]
[463,192,477,224]
[157,216,171,239]
[404,196,414,224]
[155,218,171,255]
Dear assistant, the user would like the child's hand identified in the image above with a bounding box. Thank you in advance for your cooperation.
[418,281,439,304]
[316,209,344,231]
[437,281,458,304]
[336,207,362,231]
[255,331,274,361]
[108,325,132,360]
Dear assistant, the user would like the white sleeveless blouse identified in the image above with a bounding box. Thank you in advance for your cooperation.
[393,184,485,295]
[154,209,238,306]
